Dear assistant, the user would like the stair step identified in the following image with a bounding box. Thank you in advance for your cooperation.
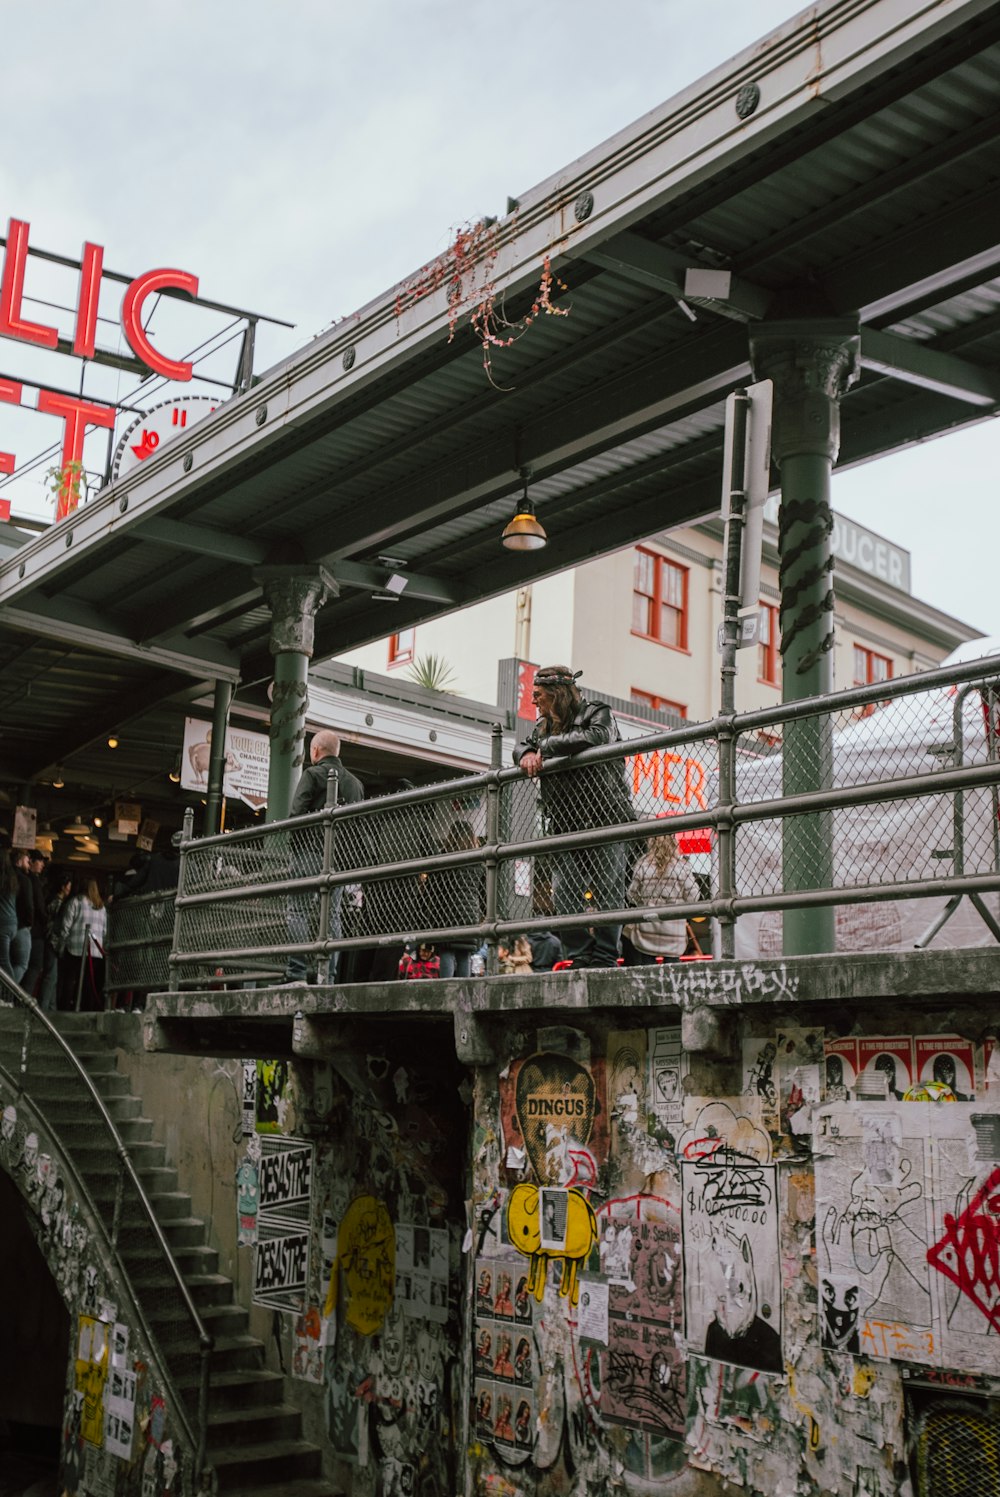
[145,1191,193,1222]
[42,1093,143,1123]
[170,1243,219,1276]
[210,1438,322,1489]
[179,1369,287,1412]
[134,1272,232,1309]
[70,1140,166,1171]
[228,1483,343,1497]
[206,1403,304,1446]
[207,1334,267,1373]
[28,1067,131,1097]
[156,1216,207,1249]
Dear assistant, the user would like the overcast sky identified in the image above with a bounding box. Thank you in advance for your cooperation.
[1,0,996,644]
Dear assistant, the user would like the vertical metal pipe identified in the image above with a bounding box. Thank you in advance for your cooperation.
[484,725,503,975]
[169,806,196,991]
[204,679,234,836]
[717,391,748,960]
[316,769,340,984]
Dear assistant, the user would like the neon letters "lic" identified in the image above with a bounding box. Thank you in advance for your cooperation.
[0,217,198,516]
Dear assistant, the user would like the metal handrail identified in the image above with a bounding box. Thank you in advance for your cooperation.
[0,972,214,1482]
[165,653,1000,974]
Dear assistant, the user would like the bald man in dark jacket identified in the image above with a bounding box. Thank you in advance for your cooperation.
[284,730,364,983]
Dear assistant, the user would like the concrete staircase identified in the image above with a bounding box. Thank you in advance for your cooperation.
[0,1011,341,1497]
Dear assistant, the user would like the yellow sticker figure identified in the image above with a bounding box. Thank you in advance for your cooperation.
[324,1195,396,1336]
[507,1183,597,1307]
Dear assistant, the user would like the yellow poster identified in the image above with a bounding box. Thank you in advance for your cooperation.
[75,1315,109,1447]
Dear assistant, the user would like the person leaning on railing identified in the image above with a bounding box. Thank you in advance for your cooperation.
[513,665,635,970]
[282,729,364,985]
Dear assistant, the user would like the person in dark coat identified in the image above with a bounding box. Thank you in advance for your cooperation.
[284,729,364,983]
[9,849,35,985]
[513,666,634,969]
[22,850,49,996]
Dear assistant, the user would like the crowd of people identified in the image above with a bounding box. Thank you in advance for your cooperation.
[0,833,183,1012]
[0,845,106,1010]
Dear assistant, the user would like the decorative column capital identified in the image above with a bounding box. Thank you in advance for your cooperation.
[254,564,337,657]
[749,317,860,464]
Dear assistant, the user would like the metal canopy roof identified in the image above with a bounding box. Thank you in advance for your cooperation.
[1,0,999,790]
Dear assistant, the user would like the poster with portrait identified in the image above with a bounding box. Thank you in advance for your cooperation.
[682,1159,781,1375]
[914,1035,976,1100]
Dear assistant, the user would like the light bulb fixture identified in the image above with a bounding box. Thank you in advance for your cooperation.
[78,838,100,854]
[63,818,92,838]
[501,468,547,552]
[93,815,103,828]
[51,766,65,789]
[168,756,181,784]
[107,734,119,749]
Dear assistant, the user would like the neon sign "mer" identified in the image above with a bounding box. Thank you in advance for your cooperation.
[630,750,708,809]
[0,217,198,517]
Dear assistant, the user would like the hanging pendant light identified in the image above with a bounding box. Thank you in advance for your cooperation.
[501,468,547,552]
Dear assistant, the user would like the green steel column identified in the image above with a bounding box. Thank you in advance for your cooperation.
[255,563,336,822]
[750,318,860,955]
[204,678,234,835]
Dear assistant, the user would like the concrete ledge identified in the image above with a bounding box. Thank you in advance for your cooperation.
[142,948,1000,1056]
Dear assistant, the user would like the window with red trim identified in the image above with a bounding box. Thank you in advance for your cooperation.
[630,688,687,719]
[758,602,780,686]
[632,548,688,649]
[852,646,893,716]
[388,628,415,666]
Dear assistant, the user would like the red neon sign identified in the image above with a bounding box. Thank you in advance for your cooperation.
[0,217,200,517]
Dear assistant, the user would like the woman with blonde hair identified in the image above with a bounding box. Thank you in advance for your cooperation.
[56,876,108,1010]
[622,833,699,964]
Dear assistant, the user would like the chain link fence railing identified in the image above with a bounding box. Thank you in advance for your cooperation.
[157,654,1000,983]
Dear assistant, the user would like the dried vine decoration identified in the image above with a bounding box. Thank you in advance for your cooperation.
[395,219,570,387]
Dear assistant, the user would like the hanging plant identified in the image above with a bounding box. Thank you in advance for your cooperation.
[46,459,86,520]
[395,218,570,387]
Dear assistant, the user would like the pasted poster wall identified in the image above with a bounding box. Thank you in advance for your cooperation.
[255,1036,467,1497]
[472,1019,1000,1497]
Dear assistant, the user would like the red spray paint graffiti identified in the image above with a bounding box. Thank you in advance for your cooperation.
[926,1165,1000,1330]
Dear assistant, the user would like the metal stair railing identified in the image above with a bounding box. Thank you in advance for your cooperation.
[0,971,213,1486]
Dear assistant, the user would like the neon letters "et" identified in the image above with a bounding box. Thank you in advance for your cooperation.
[0,218,198,516]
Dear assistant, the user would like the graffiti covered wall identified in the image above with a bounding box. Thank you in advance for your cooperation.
[241,1029,469,1497]
[468,1017,1000,1496]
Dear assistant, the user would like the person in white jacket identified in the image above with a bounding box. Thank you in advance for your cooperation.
[56,877,108,1011]
[622,835,699,964]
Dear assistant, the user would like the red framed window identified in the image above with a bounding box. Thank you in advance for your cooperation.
[630,688,687,719]
[388,628,415,666]
[758,602,780,686]
[853,646,893,687]
[853,646,893,716]
[632,548,688,649]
